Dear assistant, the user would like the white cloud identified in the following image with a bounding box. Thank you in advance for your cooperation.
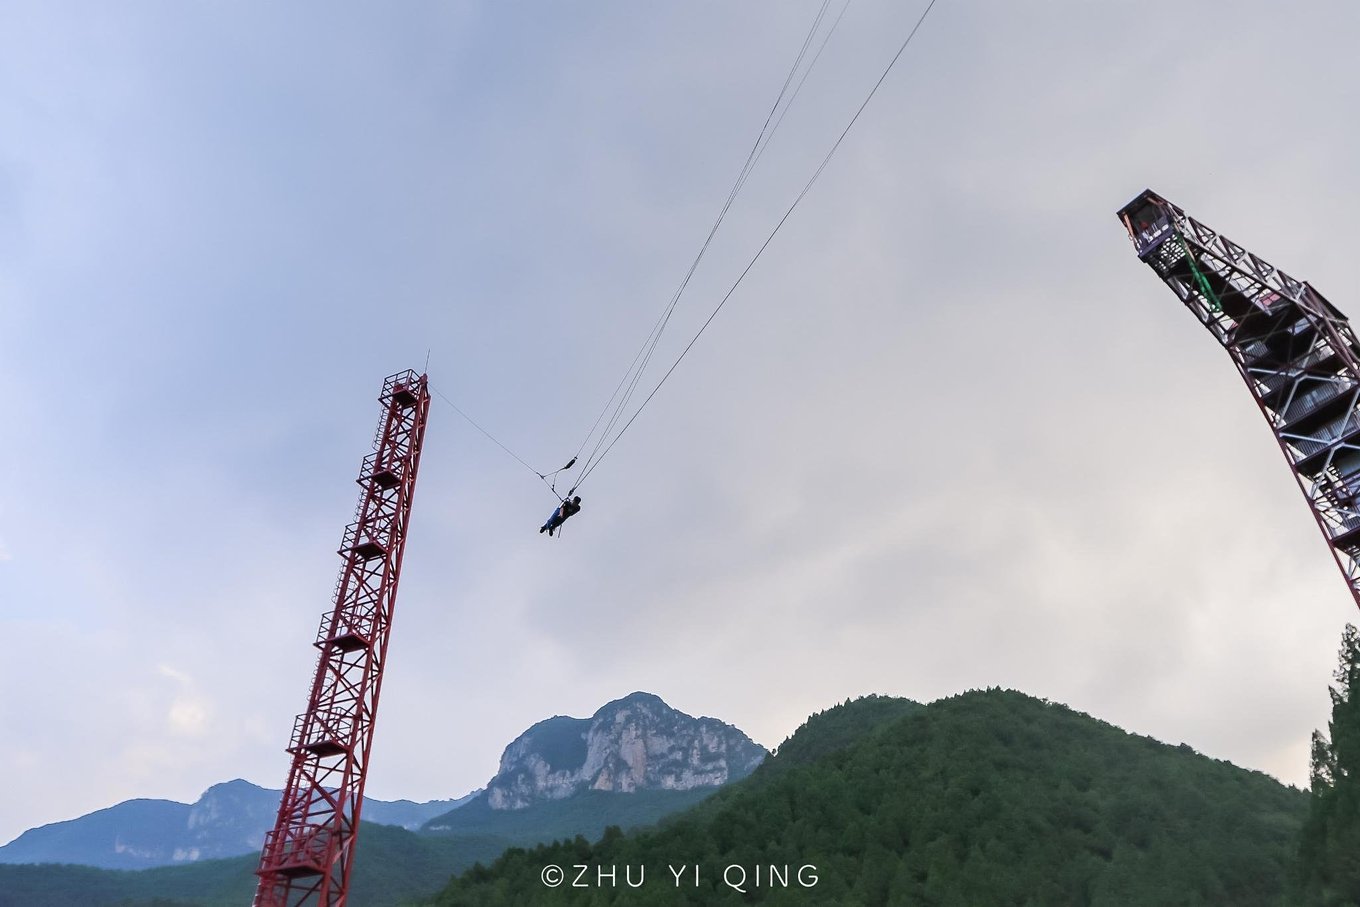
[5,0,1359,847]
[158,665,211,737]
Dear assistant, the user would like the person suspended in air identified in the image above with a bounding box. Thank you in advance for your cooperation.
[540,495,582,537]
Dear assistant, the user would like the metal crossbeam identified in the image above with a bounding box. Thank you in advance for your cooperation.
[254,370,431,906]
[1118,190,1360,609]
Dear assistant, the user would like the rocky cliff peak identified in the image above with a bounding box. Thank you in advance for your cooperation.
[485,692,767,810]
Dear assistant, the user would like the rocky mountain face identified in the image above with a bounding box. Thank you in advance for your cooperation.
[0,691,762,873]
[0,779,473,870]
[430,692,1311,907]
[484,691,767,810]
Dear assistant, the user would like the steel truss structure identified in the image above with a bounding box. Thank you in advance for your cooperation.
[1118,190,1360,609]
[255,369,431,906]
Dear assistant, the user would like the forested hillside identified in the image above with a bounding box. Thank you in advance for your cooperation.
[429,690,1306,906]
[0,822,489,907]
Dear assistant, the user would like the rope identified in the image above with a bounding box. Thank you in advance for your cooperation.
[576,0,939,487]
[431,386,565,500]
[751,0,853,176]
[571,0,841,483]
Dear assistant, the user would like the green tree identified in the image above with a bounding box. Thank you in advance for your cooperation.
[1298,623,1360,904]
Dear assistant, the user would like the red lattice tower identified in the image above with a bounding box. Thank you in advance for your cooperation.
[1118,190,1360,610]
[255,369,431,906]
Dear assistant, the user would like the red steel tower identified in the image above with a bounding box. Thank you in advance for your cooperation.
[1118,191,1360,609]
[255,369,431,906]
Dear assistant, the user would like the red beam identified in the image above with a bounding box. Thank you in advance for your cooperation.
[255,370,430,906]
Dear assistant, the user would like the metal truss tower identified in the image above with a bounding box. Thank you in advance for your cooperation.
[254,369,431,906]
[1118,190,1360,609]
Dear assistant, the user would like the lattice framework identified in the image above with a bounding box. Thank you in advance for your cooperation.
[1119,191,1360,608]
[254,369,431,906]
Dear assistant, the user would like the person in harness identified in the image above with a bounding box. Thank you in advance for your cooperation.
[540,495,582,537]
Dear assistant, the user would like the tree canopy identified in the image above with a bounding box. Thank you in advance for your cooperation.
[427,690,1306,906]
[1297,623,1360,905]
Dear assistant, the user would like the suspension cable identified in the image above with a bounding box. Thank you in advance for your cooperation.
[576,0,939,488]
[431,386,565,499]
[571,0,841,482]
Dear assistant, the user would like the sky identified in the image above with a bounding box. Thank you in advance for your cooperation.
[3,1,1360,848]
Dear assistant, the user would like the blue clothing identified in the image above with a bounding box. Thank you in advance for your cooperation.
[540,497,581,537]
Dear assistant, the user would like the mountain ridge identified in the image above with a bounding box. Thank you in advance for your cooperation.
[0,688,1312,906]
[0,779,474,870]
[430,688,1309,906]
[479,690,767,812]
[0,689,760,873]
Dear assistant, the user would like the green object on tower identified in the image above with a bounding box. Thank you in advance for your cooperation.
[1176,232,1221,313]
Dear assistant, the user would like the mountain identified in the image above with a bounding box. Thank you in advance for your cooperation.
[418,691,766,849]
[0,691,767,906]
[430,690,1308,906]
[769,693,923,768]
[475,691,767,811]
[0,821,501,907]
[0,779,473,870]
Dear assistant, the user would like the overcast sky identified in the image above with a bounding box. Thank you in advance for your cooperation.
[4,1,1360,848]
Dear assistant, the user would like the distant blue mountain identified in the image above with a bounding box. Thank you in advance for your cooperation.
[0,779,475,870]
[1,691,763,875]
[0,691,768,906]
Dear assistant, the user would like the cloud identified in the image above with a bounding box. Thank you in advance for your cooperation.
[158,665,210,737]
[5,0,1359,847]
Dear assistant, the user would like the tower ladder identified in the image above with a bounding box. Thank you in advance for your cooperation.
[254,369,431,906]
